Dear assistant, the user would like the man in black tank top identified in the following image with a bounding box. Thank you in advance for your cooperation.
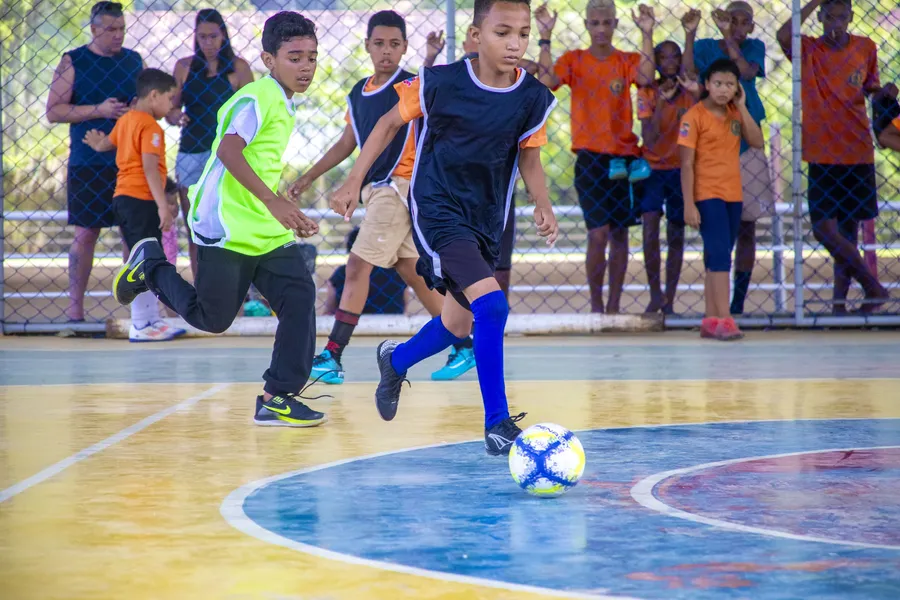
[46,2,143,322]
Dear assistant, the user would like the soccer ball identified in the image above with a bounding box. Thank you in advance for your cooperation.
[508,423,585,497]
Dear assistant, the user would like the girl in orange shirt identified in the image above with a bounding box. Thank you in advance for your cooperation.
[678,58,763,340]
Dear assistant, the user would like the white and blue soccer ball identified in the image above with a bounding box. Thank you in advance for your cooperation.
[508,423,585,497]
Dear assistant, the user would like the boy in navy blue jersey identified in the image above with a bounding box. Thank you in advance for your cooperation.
[290,11,475,384]
[331,0,558,456]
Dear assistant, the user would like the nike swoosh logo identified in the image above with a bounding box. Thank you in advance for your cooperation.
[126,260,145,283]
[265,405,291,415]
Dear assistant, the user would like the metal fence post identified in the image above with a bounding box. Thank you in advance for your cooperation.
[0,38,6,335]
[769,122,785,313]
[446,0,456,63]
[791,0,805,326]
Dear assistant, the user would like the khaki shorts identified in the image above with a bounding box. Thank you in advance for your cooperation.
[351,177,418,268]
[740,147,775,221]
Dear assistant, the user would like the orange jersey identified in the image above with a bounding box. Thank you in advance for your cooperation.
[553,49,641,156]
[678,103,743,202]
[394,74,547,148]
[892,115,900,132]
[345,77,416,180]
[798,35,879,165]
[108,110,167,201]
[638,86,696,170]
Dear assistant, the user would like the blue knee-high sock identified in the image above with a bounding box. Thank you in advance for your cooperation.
[472,290,510,429]
[391,316,465,375]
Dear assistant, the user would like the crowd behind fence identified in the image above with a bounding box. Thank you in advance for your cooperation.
[2,0,899,333]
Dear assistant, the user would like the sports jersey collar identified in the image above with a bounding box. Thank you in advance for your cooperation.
[363,67,406,96]
[265,75,298,116]
[464,57,524,93]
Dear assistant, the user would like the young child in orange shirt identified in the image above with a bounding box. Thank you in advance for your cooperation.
[535,0,655,314]
[84,68,183,342]
[678,59,763,340]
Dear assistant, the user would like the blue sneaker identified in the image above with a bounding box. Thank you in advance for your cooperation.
[608,157,628,180]
[310,350,344,385]
[243,299,272,317]
[629,157,651,182]
[431,345,476,381]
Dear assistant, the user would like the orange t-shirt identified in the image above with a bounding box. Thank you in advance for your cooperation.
[344,77,416,180]
[797,35,879,165]
[892,115,900,133]
[553,49,641,156]
[678,103,743,202]
[393,73,547,148]
[638,86,696,170]
[108,110,167,201]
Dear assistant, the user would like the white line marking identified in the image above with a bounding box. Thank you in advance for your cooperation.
[0,383,230,504]
[221,440,640,600]
[630,445,900,551]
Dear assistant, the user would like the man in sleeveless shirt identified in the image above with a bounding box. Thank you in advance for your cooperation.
[47,2,144,322]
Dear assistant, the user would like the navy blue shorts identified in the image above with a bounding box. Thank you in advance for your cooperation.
[807,163,877,225]
[575,151,640,230]
[67,165,118,228]
[697,199,742,272]
[640,168,684,226]
[416,237,494,310]
[497,197,516,272]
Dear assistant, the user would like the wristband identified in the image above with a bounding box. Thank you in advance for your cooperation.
[538,39,551,47]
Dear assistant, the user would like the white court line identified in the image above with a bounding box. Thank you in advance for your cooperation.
[221,439,641,600]
[0,382,230,504]
[630,445,900,551]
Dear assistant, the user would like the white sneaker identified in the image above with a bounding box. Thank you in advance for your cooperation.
[129,321,177,343]
[151,320,187,338]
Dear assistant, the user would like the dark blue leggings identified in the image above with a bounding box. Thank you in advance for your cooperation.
[697,199,743,272]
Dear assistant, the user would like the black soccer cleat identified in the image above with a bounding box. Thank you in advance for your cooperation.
[112,237,165,305]
[255,394,327,427]
[374,340,409,421]
[485,412,527,456]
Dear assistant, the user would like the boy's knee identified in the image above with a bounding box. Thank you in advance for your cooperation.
[205,315,235,334]
[473,291,509,323]
[346,253,374,281]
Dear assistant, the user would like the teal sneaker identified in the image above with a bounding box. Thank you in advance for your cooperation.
[243,299,272,317]
[310,350,345,385]
[628,157,651,182]
[431,345,476,381]
[608,157,628,180]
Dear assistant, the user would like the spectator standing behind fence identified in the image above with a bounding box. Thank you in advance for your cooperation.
[683,2,773,317]
[167,9,254,279]
[876,95,900,151]
[46,1,143,323]
[84,68,184,342]
[535,1,655,314]
[324,227,407,316]
[679,59,763,341]
[637,40,699,314]
[777,0,891,314]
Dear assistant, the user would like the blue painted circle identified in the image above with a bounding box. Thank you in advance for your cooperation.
[241,420,900,599]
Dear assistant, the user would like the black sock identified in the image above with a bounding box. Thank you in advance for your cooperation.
[731,271,752,315]
[326,309,360,361]
[453,335,474,351]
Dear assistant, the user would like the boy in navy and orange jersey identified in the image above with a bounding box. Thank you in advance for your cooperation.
[290,11,475,384]
[331,0,558,456]
[679,59,764,341]
[637,41,698,314]
[777,0,890,314]
[534,0,655,314]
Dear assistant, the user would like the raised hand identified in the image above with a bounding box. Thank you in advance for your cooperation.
[425,30,445,61]
[681,9,701,34]
[659,78,678,100]
[535,3,558,39]
[677,73,701,97]
[734,82,747,108]
[632,4,656,35]
[712,8,732,37]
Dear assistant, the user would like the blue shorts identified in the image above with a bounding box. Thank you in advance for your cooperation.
[696,199,742,272]
[574,151,640,230]
[640,168,684,226]
[67,165,118,228]
[807,163,877,225]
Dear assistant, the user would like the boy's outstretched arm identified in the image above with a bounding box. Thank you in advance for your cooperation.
[681,9,701,78]
[534,4,561,89]
[217,134,318,236]
[518,146,559,247]
[632,5,656,87]
[83,130,115,152]
[331,104,406,221]
[288,124,358,200]
[777,0,821,57]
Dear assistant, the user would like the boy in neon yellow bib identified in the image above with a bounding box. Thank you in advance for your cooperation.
[112,12,326,427]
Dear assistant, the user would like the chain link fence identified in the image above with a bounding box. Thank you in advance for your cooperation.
[2,0,899,333]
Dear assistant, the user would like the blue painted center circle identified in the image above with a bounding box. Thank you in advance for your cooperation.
[239,420,900,599]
